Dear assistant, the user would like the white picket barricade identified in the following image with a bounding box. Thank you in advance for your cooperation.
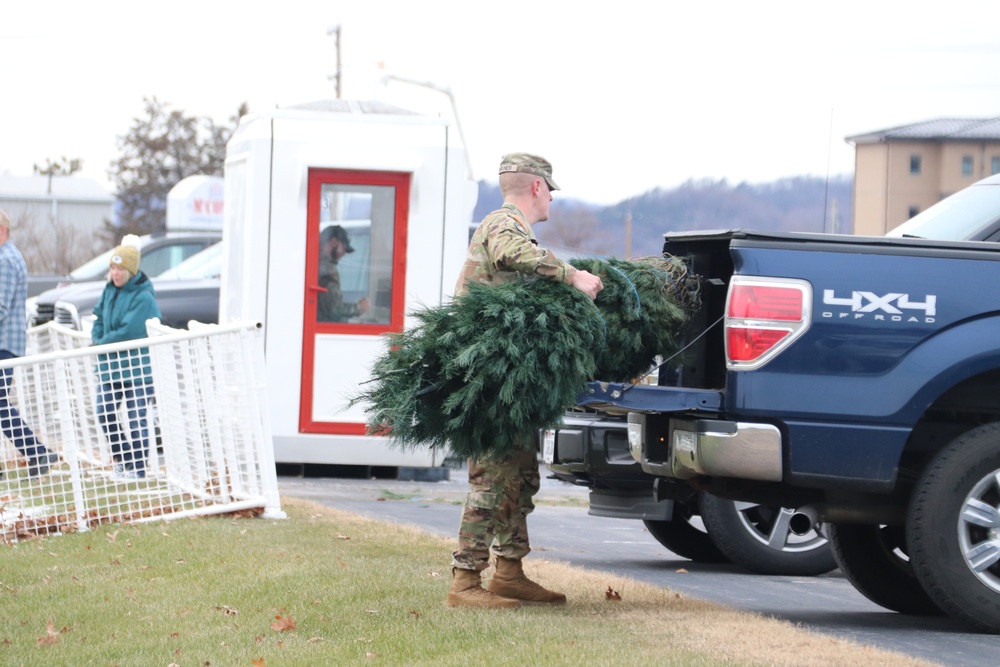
[0,319,283,544]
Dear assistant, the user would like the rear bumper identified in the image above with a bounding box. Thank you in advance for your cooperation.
[634,414,782,482]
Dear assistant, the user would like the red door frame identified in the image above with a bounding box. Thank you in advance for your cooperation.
[299,168,410,434]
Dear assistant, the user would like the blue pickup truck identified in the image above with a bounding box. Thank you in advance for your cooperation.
[550,173,1000,632]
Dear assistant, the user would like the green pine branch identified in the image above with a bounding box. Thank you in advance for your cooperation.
[350,255,700,461]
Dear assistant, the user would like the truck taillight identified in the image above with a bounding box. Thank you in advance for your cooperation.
[728,285,804,321]
[725,277,812,370]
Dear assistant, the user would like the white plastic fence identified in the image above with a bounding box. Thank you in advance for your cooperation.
[0,320,283,544]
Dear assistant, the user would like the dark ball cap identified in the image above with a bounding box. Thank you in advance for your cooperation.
[321,224,354,253]
[498,152,560,191]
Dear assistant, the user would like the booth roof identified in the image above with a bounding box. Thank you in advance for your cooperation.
[283,99,419,116]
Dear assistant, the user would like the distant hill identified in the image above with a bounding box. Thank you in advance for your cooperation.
[474,175,854,258]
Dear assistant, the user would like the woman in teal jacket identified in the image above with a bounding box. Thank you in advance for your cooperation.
[92,239,161,479]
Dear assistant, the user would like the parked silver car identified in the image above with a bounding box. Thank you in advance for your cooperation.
[33,242,223,332]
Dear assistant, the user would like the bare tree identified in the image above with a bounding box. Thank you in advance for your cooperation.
[106,97,247,243]
[33,157,82,194]
[22,218,103,274]
[5,204,104,274]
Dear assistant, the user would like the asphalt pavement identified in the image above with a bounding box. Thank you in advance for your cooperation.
[277,464,1000,667]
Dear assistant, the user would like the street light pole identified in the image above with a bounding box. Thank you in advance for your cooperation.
[379,74,474,180]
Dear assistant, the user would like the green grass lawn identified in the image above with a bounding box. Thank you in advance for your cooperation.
[0,497,938,667]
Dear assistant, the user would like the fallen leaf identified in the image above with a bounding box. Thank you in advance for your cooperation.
[218,605,239,616]
[252,658,266,667]
[605,586,622,601]
[307,637,324,643]
[337,558,348,568]
[271,615,296,632]
[336,534,351,540]
[675,568,689,574]
[409,610,421,618]
[35,618,59,646]
[366,651,378,658]
[107,530,120,543]
[428,571,441,578]
[363,610,379,614]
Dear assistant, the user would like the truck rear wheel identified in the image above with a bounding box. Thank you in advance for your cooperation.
[827,523,941,615]
[699,494,837,576]
[908,422,1000,633]
[642,499,728,563]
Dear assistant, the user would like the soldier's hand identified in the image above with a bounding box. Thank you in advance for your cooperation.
[570,270,604,300]
[358,297,371,314]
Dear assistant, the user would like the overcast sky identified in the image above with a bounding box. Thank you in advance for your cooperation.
[3,1,999,205]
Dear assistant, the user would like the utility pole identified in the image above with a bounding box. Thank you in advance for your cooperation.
[327,24,342,98]
[624,210,633,258]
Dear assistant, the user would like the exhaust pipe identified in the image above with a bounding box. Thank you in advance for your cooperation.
[788,505,819,536]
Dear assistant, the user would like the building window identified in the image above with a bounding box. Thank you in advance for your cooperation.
[910,155,921,175]
[992,157,1000,175]
[908,206,920,219]
[962,155,974,177]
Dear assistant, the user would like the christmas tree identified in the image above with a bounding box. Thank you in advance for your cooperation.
[352,256,699,461]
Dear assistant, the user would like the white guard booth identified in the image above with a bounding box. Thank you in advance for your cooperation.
[221,100,477,468]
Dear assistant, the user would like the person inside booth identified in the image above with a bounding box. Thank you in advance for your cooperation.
[317,225,370,323]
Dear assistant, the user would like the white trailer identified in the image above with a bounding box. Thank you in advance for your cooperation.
[221,99,477,468]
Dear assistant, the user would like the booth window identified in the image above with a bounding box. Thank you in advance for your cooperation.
[306,169,409,334]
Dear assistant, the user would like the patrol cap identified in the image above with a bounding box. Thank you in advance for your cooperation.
[321,224,355,253]
[498,153,560,191]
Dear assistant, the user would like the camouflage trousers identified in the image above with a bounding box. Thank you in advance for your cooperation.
[451,448,540,571]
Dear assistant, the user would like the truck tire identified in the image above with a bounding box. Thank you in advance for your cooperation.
[827,523,941,615]
[642,499,728,563]
[907,422,1000,633]
[699,494,838,576]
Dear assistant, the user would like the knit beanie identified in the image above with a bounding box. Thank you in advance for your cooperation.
[110,234,141,275]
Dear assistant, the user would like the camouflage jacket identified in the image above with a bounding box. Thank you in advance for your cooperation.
[454,203,576,296]
[317,255,359,322]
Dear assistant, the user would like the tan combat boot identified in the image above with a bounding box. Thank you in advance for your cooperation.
[487,557,567,604]
[446,568,521,609]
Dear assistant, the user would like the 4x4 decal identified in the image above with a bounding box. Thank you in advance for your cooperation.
[821,289,936,322]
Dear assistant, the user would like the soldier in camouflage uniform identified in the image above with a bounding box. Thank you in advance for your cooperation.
[446,153,604,609]
[317,225,370,322]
